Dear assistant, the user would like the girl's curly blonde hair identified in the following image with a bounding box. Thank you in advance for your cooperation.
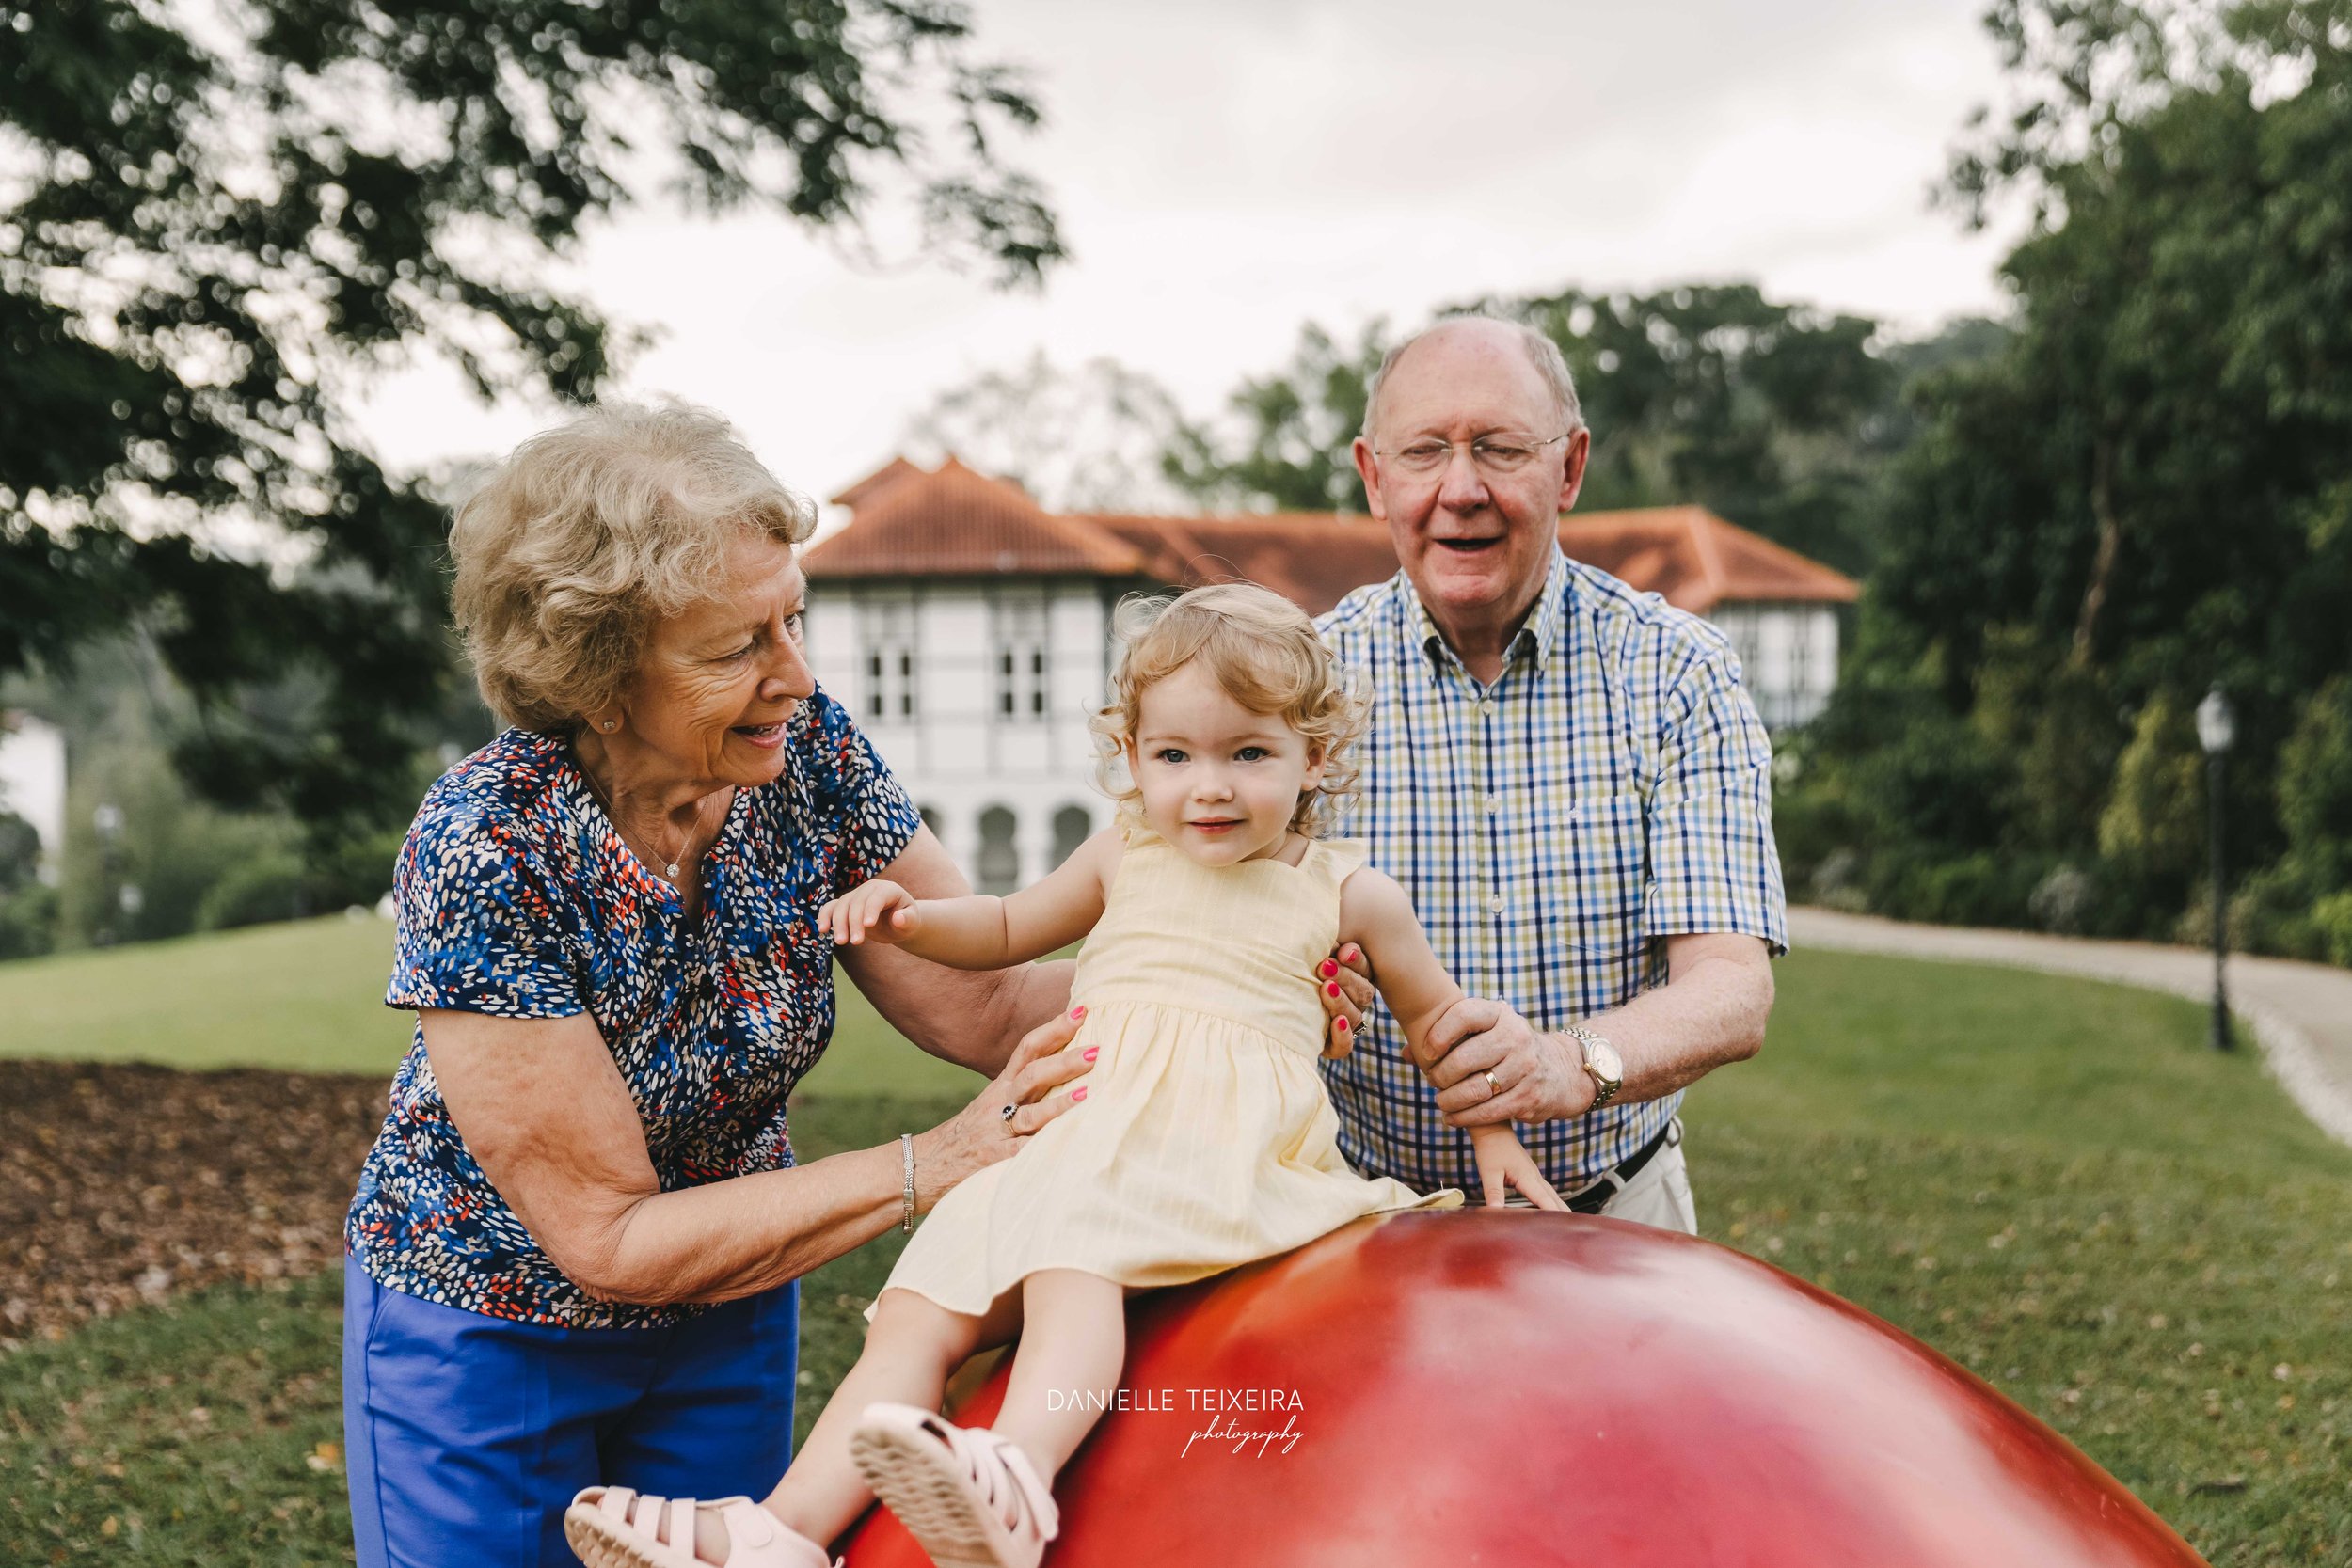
[1089,582,1370,838]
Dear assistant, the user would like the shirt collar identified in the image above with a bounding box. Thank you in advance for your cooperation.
[1406,547,1574,678]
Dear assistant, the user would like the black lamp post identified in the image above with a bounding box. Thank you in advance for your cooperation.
[2195,686,2235,1053]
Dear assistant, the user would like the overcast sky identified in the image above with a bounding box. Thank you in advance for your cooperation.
[353,0,2025,507]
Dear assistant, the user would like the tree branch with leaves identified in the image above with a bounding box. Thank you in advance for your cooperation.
[0,0,1063,842]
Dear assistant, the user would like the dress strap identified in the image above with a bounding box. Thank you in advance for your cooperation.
[1299,835,1369,890]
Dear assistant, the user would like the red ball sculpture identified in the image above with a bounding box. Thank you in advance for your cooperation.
[839,1211,2208,1566]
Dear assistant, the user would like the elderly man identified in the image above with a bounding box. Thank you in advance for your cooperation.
[1318,314,1785,1230]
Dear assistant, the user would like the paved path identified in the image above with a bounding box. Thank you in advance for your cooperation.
[1788,907,2352,1148]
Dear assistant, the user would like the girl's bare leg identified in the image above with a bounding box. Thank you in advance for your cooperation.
[687,1286,1022,1561]
[988,1270,1128,1482]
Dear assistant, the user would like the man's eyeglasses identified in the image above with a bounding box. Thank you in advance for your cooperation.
[1375,432,1573,479]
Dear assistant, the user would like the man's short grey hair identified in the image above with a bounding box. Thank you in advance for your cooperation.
[1359,315,1584,444]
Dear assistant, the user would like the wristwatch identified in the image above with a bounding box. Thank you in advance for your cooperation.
[1565,1024,1623,1111]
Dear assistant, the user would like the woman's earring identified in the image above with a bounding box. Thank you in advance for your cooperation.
[599,718,618,733]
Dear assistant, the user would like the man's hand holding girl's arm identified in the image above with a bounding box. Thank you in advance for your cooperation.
[1408,933,1774,1129]
[1336,867,1565,1212]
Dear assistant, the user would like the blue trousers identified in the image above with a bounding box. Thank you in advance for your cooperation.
[342,1257,800,1568]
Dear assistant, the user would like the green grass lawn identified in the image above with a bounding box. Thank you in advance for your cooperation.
[0,917,414,1075]
[2,933,2347,1564]
[0,914,984,1097]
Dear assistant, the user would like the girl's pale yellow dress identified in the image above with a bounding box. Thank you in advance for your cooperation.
[876,829,1463,1320]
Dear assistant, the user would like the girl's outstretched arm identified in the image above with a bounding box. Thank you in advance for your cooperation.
[818,827,1120,969]
[1339,867,1566,1211]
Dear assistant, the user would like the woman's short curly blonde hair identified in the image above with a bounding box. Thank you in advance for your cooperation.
[449,402,816,733]
[1089,582,1370,838]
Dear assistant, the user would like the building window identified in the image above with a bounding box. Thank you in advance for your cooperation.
[1051,804,1091,867]
[1712,605,1761,691]
[1710,603,1782,728]
[1787,608,1838,728]
[1787,613,1812,720]
[860,599,917,722]
[977,805,1020,895]
[993,593,1049,722]
[1707,603,1838,730]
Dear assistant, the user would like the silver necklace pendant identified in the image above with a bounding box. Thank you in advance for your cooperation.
[577,760,708,887]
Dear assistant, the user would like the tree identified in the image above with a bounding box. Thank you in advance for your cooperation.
[1163,290,1997,577]
[0,805,53,959]
[1164,322,1390,515]
[1911,0,2350,683]
[1795,0,2352,948]
[1,0,1062,847]
[1496,284,1908,577]
[905,352,1190,512]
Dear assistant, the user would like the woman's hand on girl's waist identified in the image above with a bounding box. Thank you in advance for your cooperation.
[914,1004,1096,1203]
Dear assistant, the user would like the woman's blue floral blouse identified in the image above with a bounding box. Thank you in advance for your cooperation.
[345,691,921,1328]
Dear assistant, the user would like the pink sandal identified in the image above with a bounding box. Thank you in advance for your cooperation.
[848,1402,1060,1568]
[564,1485,837,1568]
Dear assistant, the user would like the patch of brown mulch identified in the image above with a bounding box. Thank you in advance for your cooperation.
[0,1059,389,1351]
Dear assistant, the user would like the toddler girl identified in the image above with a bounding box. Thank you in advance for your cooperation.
[567,582,1563,1568]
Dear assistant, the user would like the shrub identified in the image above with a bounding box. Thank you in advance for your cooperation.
[2097,693,2205,887]
[1973,632,2123,854]
[192,851,311,933]
[2314,891,2352,968]
[1865,847,2046,930]
[2224,860,2327,962]
[1847,715,2014,855]
[0,883,56,960]
[2027,863,2097,935]
[2279,678,2352,891]
[1769,773,1856,897]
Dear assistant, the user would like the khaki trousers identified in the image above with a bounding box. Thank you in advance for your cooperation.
[1503,1119,1698,1234]
[1596,1135,1697,1233]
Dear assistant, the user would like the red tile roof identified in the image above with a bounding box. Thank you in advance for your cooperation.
[804,457,1144,578]
[1088,513,1402,615]
[803,458,1860,615]
[828,456,922,510]
[1558,506,1859,612]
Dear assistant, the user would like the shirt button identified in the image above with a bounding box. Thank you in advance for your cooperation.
[1483,795,1502,815]
[1478,699,1499,718]
[1487,894,1506,914]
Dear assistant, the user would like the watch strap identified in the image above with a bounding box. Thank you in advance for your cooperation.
[1565,1023,1621,1110]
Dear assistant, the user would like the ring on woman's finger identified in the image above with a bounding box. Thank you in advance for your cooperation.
[998,1101,1018,1126]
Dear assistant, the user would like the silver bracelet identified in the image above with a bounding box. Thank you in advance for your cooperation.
[899,1132,916,1234]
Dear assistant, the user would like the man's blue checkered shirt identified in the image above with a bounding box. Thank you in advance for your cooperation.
[1316,548,1788,1193]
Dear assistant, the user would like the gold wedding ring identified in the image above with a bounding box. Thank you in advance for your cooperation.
[1484,1069,1502,1096]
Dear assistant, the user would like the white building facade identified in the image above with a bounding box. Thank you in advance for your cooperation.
[804,462,1857,893]
[0,712,67,883]
[1708,602,1841,730]
[805,580,1120,893]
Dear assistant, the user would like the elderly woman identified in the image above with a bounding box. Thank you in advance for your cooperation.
[340,404,1101,1568]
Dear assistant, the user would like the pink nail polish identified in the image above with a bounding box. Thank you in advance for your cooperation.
[1072,1085,1088,1102]
[1318,959,1338,979]
[1326,981,1341,998]
[1070,1005,1086,1020]
[1336,1017,1351,1032]
[1083,1047,1099,1062]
